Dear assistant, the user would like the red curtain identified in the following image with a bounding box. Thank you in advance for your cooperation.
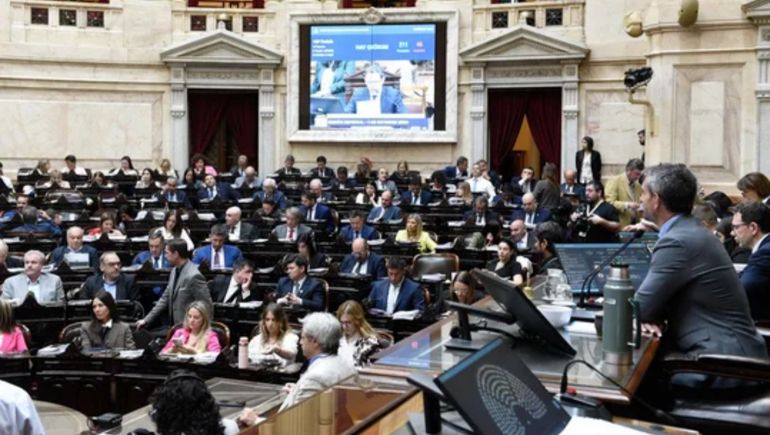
[488,90,528,182]
[188,93,229,155]
[225,94,258,165]
[526,89,563,182]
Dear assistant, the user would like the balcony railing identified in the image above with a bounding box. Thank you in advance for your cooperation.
[187,0,264,8]
[341,0,416,8]
[172,0,274,35]
[11,0,121,30]
[474,0,584,31]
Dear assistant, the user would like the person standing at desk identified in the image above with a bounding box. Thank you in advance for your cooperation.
[80,290,135,350]
[634,164,766,388]
[1,250,64,304]
[136,239,212,328]
[0,379,45,435]
[345,64,407,115]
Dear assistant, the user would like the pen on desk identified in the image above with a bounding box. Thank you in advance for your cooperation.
[216,401,246,408]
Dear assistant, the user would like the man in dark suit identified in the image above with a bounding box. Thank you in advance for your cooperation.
[443,156,469,180]
[272,207,313,242]
[509,219,535,252]
[511,166,537,194]
[132,232,170,269]
[339,211,378,243]
[560,168,585,201]
[340,238,387,279]
[309,178,335,203]
[81,252,138,301]
[634,164,766,388]
[192,225,243,270]
[155,176,189,207]
[368,258,424,314]
[136,239,212,328]
[510,193,551,230]
[309,155,335,179]
[367,190,402,223]
[7,206,62,238]
[463,196,499,227]
[210,259,261,304]
[345,64,406,114]
[400,175,433,206]
[50,226,98,270]
[253,178,287,209]
[198,174,240,202]
[732,202,770,321]
[275,154,301,178]
[224,206,257,241]
[234,166,261,189]
[299,191,335,234]
[275,255,324,312]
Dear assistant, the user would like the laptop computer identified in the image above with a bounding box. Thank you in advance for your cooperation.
[554,243,652,295]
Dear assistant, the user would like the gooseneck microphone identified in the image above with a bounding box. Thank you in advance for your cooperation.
[578,229,645,307]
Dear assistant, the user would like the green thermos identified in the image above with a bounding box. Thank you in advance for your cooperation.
[602,263,641,365]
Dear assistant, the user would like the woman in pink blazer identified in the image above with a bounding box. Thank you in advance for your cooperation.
[0,299,28,353]
[162,301,220,354]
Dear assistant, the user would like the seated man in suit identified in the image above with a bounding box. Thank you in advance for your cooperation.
[81,251,138,301]
[511,166,537,194]
[50,226,99,270]
[224,206,257,241]
[345,64,406,114]
[309,155,335,180]
[155,176,189,207]
[368,257,425,315]
[198,174,240,202]
[463,196,499,227]
[0,240,23,269]
[400,175,433,206]
[510,193,551,230]
[234,166,261,189]
[340,211,378,243]
[6,206,62,238]
[253,178,287,209]
[467,163,497,198]
[133,232,171,269]
[330,166,356,191]
[509,219,534,252]
[299,191,335,234]
[560,168,585,201]
[340,238,387,279]
[272,207,313,242]
[136,239,212,328]
[634,164,766,389]
[367,190,402,223]
[275,154,302,178]
[732,202,770,321]
[0,193,28,224]
[275,255,324,312]
[443,156,469,180]
[309,178,335,203]
[1,250,64,303]
[192,225,243,270]
[533,221,564,275]
[210,258,260,304]
[61,154,90,178]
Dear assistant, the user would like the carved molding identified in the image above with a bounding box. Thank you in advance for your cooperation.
[486,67,563,79]
[360,7,385,25]
[563,110,578,120]
[186,70,261,81]
[470,111,486,120]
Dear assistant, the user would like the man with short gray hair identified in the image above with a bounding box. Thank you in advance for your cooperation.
[2,250,64,303]
[272,207,312,242]
[254,178,287,209]
[81,251,137,301]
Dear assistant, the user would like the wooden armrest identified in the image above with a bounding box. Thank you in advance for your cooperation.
[662,353,770,382]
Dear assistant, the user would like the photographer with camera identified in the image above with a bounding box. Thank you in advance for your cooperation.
[569,180,620,243]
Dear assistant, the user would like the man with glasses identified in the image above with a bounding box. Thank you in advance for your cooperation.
[732,202,770,321]
[81,251,138,301]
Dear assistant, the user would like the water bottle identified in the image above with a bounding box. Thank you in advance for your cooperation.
[601,264,641,365]
[238,336,249,369]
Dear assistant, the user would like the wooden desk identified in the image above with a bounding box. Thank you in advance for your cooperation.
[365,297,659,404]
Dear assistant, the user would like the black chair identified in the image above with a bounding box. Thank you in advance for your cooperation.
[59,322,82,345]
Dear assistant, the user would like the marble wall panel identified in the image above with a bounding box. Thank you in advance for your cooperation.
[689,81,725,167]
[597,101,646,165]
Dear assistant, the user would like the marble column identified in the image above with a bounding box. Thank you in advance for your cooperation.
[758,50,770,174]
[259,74,276,178]
[169,66,188,174]
[562,64,580,174]
[469,66,487,162]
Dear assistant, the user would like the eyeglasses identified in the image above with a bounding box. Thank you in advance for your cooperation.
[732,223,749,231]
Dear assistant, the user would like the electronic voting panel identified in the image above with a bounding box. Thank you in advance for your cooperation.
[554,243,652,294]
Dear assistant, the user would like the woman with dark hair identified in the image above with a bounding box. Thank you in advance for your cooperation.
[0,299,28,353]
[355,182,380,207]
[190,153,218,180]
[150,369,237,435]
[247,303,297,366]
[181,167,203,191]
[296,233,329,269]
[88,212,124,237]
[703,191,734,219]
[390,160,411,185]
[80,290,135,349]
[91,171,113,189]
[575,136,602,184]
[447,271,481,305]
[136,168,161,189]
[486,239,524,286]
[337,300,386,367]
[110,156,137,177]
[155,209,194,251]
[533,162,561,211]
[737,172,770,205]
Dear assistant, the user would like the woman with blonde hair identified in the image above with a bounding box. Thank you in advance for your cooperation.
[336,300,386,367]
[395,213,436,253]
[450,181,473,207]
[162,301,220,354]
[247,303,297,366]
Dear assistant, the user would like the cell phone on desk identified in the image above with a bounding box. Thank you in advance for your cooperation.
[172,338,183,347]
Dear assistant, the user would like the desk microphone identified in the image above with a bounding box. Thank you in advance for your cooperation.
[578,229,644,307]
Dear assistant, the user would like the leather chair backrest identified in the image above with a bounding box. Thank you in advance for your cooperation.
[59,322,83,344]
[410,253,460,280]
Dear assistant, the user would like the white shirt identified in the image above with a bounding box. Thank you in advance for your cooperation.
[580,152,594,184]
[338,333,360,368]
[0,380,45,435]
[386,280,402,314]
[352,258,368,275]
[222,276,241,303]
[228,222,241,241]
[247,331,299,366]
[753,233,770,254]
[61,165,88,176]
[468,176,496,198]
[26,276,42,302]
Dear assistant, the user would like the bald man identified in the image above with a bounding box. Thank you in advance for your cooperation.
[509,193,552,230]
[224,206,257,241]
[560,169,585,200]
[309,178,334,203]
[339,238,387,279]
[50,226,99,271]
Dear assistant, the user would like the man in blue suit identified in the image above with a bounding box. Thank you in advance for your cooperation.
[733,202,770,321]
[132,232,170,269]
[368,258,424,314]
[340,238,387,279]
[155,177,189,208]
[311,60,355,99]
[299,191,335,234]
[560,169,585,201]
[50,226,98,271]
[8,206,62,238]
[400,175,433,206]
[198,174,240,202]
[254,178,287,209]
[345,64,406,115]
[192,225,243,270]
[510,193,551,230]
[340,211,378,243]
[367,191,402,223]
[463,196,499,227]
[275,255,325,312]
[443,156,469,180]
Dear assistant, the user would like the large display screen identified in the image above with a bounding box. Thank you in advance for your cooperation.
[300,23,444,131]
